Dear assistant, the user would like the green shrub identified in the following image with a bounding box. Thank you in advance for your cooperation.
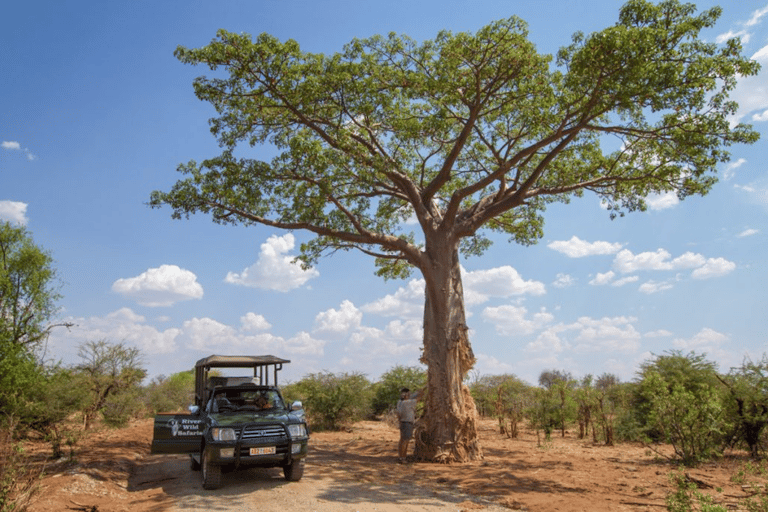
[286,372,372,430]
[143,371,195,415]
[637,352,729,465]
[370,365,426,416]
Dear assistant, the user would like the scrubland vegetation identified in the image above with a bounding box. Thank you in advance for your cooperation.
[3,220,768,512]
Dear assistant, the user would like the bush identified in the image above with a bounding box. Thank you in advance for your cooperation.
[285,372,372,430]
[370,365,426,416]
[637,351,729,465]
[143,371,195,415]
[0,418,43,512]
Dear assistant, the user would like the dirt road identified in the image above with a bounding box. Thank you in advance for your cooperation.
[131,453,512,511]
[27,417,762,512]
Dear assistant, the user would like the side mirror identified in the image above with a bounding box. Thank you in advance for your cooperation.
[188,405,200,415]
[291,401,303,411]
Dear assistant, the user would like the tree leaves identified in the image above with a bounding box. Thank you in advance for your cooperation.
[153,0,760,279]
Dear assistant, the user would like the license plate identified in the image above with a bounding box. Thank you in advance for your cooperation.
[250,446,276,456]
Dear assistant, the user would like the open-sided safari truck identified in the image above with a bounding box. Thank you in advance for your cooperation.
[151,355,309,489]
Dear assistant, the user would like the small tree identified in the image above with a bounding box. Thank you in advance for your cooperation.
[719,356,768,458]
[539,369,577,437]
[76,340,146,430]
[371,365,426,416]
[286,372,373,430]
[143,370,196,415]
[637,351,728,465]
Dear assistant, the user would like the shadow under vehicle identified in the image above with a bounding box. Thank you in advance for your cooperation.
[150,355,309,489]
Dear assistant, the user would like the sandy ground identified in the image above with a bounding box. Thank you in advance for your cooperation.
[23,417,766,512]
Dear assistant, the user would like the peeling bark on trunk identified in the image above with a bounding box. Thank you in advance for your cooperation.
[414,239,482,463]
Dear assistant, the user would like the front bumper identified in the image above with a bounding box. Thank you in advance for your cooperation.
[204,422,309,468]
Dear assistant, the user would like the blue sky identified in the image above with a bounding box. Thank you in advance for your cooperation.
[2,0,767,386]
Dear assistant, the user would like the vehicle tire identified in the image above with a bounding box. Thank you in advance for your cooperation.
[283,459,305,482]
[201,449,222,489]
[189,454,201,471]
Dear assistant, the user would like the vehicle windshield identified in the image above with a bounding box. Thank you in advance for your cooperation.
[207,388,285,413]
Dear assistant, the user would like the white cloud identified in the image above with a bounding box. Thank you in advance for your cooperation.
[0,200,28,225]
[691,257,736,279]
[612,275,640,287]
[589,272,638,287]
[361,278,424,318]
[547,236,623,258]
[283,331,326,356]
[639,280,675,294]
[240,312,271,331]
[672,327,729,350]
[724,158,747,180]
[737,228,759,237]
[753,110,768,122]
[225,233,319,292]
[746,4,768,27]
[347,320,422,357]
[645,191,679,210]
[613,249,705,273]
[644,329,673,338]
[464,266,545,305]
[552,273,575,288]
[1,141,36,160]
[48,308,182,356]
[525,316,640,354]
[570,316,641,353]
[730,44,768,124]
[589,271,615,286]
[716,29,750,45]
[314,300,362,334]
[112,264,204,307]
[482,305,554,336]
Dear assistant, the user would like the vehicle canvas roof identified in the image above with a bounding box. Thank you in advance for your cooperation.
[194,355,290,369]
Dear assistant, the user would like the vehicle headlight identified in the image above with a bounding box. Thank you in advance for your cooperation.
[288,424,307,438]
[211,427,237,442]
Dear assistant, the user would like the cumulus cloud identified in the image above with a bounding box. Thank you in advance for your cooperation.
[240,312,271,331]
[361,278,424,318]
[691,258,737,279]
[48,308,181,355]
[463,266,545,305]
[547,236,623,258]
[112,264,204,307]
[314,300,362,334]
[225,233,319,292]
[525,316,641,354]
[672,327,729,351]
[347,319,422,357]
[729,44,768,124]
[482,305,554,336]
[0,201,28,225]
[613,249,705,273]
[645,192,679,210]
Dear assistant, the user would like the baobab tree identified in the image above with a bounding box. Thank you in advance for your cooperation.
[151,0,759,462]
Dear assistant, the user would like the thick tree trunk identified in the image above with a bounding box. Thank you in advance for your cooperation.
[414,239,482,463]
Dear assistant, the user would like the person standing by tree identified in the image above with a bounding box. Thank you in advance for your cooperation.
[396,387,419,463]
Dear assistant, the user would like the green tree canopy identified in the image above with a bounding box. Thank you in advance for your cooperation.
[151,0,760,462]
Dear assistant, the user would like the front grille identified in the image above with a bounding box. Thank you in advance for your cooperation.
[241,425,286,440]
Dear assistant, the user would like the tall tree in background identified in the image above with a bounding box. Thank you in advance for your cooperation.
[0,221,65,420]
[151,0,759,461]
[0,221,63,350]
